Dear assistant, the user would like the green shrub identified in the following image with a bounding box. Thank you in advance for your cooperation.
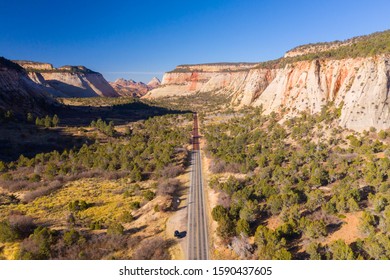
[18,227,53,260]
[236,219,250,236]
[90,220,103,230]
[0,161,7,172]
[107,222,124,236]
[0,220,20,242]
[120,211,134,223]
[29,174,41,182]
[68,200,90,212]
[129,201,141,210]
[211,205,228,222]
[63,229,81,246]
[142,190,156,201]
[328,240,355,260]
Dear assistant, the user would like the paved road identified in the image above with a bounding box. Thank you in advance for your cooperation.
[187,113,209,260]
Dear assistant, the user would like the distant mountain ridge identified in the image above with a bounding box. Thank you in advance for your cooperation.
[110,77,160,97]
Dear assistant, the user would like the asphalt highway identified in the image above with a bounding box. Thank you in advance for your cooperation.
[187,113,209,260]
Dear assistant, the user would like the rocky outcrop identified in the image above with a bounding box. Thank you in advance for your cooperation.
[110,77,161,97]
[144,63,266,102]
[147,77,161,88]
[144,56,390,132]
[14,61,118,98]
[14,61,54,71]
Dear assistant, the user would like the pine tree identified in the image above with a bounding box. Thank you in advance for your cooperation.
[44,115,52,128]
[52,114,59,127]
[27,113,34,123]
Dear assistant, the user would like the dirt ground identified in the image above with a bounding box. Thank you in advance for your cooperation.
[323,211,364,245]
[164,171,190,259]
[265,216,282,231]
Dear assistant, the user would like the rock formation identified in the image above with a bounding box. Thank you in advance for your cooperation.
[147,77,161,88]
[144,30,390,132]
[14,61,118,98]
[110,77,161,97]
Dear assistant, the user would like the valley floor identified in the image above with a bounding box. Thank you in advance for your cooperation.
[2,97,390,260]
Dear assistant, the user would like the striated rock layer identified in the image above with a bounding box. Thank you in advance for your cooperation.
[14,61,118,98]
[144,55,390,131]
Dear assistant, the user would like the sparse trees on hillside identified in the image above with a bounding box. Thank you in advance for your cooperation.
[35,115,60,128]
[90,118,115,136]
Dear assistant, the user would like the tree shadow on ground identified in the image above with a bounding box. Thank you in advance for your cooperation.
[326,222,343,235]
[125,225,147,235]
[0,122,91,162]
[54,100,192,127]
[0,100,191,162]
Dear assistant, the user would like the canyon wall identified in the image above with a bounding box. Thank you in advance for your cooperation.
[144,55,390,131]
[14,61,119,98]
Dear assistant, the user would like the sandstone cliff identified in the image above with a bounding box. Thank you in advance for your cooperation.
[144,30,390,132]
[14,61,119,98]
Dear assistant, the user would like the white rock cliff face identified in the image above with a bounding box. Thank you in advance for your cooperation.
[14,61,118,98]
[38,72,118,98]
[144,55,390,132]
[338,56,390,131]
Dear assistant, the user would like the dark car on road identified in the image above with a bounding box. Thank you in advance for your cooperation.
[174,230,187,238]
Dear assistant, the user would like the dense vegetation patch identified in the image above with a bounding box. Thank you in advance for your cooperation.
[0,112,191,259]
[257,30,390,69]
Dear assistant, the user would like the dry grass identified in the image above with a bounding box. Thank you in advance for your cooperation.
[0,242,20,260]
[4,178,148,227]
[0,176,185,259]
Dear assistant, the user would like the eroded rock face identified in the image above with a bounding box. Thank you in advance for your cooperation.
[147,77,161,88]
[252,56,390,132]
[14,61,54,71]
[338,56,390,131]
[38,72,118,98]
[144,55,390,131]
[14,61,118,98]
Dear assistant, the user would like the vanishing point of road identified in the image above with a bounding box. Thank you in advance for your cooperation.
[187,112,209,260]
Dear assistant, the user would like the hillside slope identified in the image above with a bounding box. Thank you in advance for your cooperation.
[0,57,56,116]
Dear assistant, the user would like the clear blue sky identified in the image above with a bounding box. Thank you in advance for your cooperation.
[1,0,389,83]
